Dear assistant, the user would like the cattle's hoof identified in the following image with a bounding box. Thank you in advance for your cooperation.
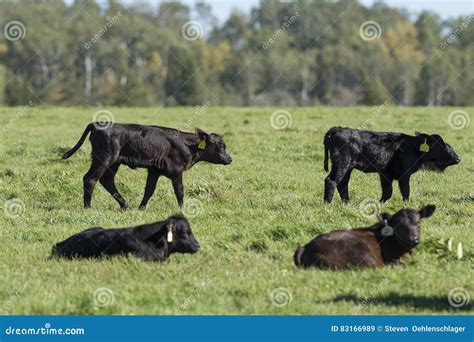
[138,205,146,210]
[120,205,129,211]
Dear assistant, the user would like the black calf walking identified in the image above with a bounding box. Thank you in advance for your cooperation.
[62,123,232,209]
[323,127,460,203]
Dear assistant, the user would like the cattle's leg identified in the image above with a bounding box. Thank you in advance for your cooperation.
[324,174,337,203]
[398,176,411,201]
[83,157,109,208]
[324,161,350,203]
[380,174,393,202]
[99,164,129,209]
[336,169,352,202]
[172,174,184,208]
[139,168,161,210]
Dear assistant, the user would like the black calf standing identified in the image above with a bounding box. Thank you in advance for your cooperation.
[323,127,460,203]
[62,123,232,209]
[52,215,199,261]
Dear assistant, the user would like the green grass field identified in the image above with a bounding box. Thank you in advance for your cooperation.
[0,106,472,315]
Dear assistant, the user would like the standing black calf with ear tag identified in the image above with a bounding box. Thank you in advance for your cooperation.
[61,123,232,210]
[323,127,461,203]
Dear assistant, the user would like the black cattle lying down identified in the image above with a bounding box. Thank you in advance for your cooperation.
[62,123,232,209]
[52,215,199,261]
[323,127,460,203]
[294,205,436,269]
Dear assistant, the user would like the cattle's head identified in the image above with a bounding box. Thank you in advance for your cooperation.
[378,205,436,249]
[196,128,232,165]
[167,216,200,254]
[415,132,460,170]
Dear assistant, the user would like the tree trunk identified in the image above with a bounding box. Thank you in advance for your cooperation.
[300,63,309,105]
[402,82,410,105]
[434,86,442,106]
[427,77,434,106]
[38,53,49,87]
[246,55,255,106]
[84,50,92,102]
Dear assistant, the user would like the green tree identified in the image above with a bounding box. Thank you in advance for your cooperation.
[165,46,203,106]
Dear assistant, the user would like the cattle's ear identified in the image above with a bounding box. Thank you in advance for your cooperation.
[377,212,392,223]
[195,128,209,141]
[419,205,436,218]
[430,134,444,144]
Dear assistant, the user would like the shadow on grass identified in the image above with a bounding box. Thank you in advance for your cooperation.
[328,292,472,311]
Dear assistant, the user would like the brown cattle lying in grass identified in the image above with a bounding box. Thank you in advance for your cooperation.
[294,205,436,269]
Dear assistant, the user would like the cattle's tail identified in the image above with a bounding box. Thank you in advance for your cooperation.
[323,129,334,172]
[294,246,304,267]
[62,123,94,159]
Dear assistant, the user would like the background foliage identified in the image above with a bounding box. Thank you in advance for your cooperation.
[0,0,472,107]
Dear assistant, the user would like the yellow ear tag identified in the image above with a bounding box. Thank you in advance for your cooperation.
[198,140,206,149]
[419,139,429,153]
[167,224,173,242]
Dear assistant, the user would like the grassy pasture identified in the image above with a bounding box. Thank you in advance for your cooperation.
[0,106,472,315]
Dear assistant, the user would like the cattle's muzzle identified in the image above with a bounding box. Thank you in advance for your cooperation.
[407,237,420,248]
[445,156,461,167]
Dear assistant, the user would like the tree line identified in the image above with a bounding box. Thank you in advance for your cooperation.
[0,0,472,107]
